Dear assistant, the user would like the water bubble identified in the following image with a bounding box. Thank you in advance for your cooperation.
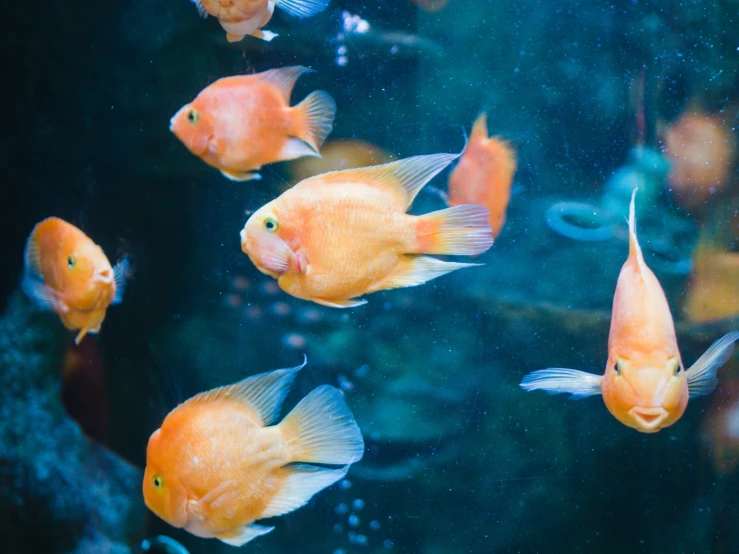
[340,479,352,490]
[281,332,306,350]
[337,45,347,55]
[336,56,349,67]
[384,539,394,548]
[370,520,381,531]
[333,523,343,534]
[352,498,365,511]
[356,534,368,546]
[335,503,349,515]
[348,514,361,527]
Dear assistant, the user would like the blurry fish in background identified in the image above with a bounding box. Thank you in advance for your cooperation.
[170,66,335,182]
[521,190,739,433]
[141,534,190,554]
[408,0,450,12]
[240,152,494,308]
[701,376,739,476]
[22,217,129,344]
[61,337,109,442]
[683,242,739,324]
[660,107,737,213]
[289,139,394,184]
[143,359,364,547]
[191,0,329,42]
[447,114,517,239]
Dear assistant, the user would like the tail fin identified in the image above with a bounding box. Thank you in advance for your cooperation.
[279,385,364,465]
[416,204,493,256]
[291,91,336,153]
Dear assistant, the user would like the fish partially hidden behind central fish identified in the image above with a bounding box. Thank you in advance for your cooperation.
[448,114,517,239]
[170,66,335,182]
[240,152,494,308]
[520,189,739,433]
[143,358,364,547]
[22,217,129,344]
[191,0,329,43]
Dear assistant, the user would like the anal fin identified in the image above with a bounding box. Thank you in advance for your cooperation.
[278,138,321,162]
[261,464,348,519]
[220,169,262,182]
[371,255,478,292]
[250,29,278,41]
[313,298,368,308]
[217,523,274,547]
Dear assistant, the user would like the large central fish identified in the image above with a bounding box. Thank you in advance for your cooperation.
[520,189,739,433]
[240,152,494,308]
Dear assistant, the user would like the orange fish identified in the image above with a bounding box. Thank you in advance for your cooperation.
[192,0,329,42]
[240,152,494,308]
[684,243,739,324]
[701,379,739,475]
[447,114,517,238]
[143,359,364,547]
[520,190,739,433]
[289,139,393,184]
[22,217,129,344]
[170,66,335,182]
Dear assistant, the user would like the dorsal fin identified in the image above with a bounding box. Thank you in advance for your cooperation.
[311,152,461,210]
[470,113,489,142]
[257,66,313,104]
[183,356,307,426]
[628,187,648,279]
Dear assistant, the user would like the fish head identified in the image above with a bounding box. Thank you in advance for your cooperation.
[601,352,689,433]
[170,102,214,157]
[58,237,115,305]
[240,203,299,278]
[142,428,189,528]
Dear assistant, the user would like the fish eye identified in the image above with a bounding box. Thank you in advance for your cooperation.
[264,217,279,233]
[613,362,621,375]
[188,109,199,123]
[153,476,163,488]
[674,363,683,376]
[67,255,77,269]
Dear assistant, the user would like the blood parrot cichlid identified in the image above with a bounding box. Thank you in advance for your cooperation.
[448,113,517,239]
[170,66,335,182]
[520,189,739,433]
[239,152,495,308]
[22,217,129,344]
[143,358,364,547]
[191,0,329,43]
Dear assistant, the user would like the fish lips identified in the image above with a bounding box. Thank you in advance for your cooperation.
[240,225,293,279]
[628,406,669,432]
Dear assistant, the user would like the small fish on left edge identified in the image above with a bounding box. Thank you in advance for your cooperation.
[191,0,330,43]
[22,217,129,344]
[519,189,739,433]
[143,357,364,547]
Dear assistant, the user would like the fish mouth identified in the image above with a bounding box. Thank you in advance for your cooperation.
[628,407,669,431]
[93,267,113,284]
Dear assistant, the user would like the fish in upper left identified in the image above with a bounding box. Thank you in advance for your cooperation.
[192,0,329,43]
[170,66,336,182]
[143,358,364,547]
[22,217,129,344]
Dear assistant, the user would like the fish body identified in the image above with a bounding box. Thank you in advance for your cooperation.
[170,66,335,182]
[240,153,494,308]
[22,217,128,344]
[143,360,364,547]
[193,0,329,42]
[520,190,738,433]
[448,114,517,238]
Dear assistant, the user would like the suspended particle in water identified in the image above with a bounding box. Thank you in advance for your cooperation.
[297,307,323,324]
[231,276,249,291]
[355,534,368,546]
[370,520,381,531]
[259,280,281,296]
[336,56,349,67]
[333,523,344,534]
[225,293,242,308]
[244,305,263,321]
[340,479,352,490]
[338,374,355,392]
[354,364,370,378]
[335,503,349,515]
[384,539,394,548]
[333,549,347,554]
[281,332,306,350]
[348,514,360,528]
[269,301,291,317]
[352,498,365,511]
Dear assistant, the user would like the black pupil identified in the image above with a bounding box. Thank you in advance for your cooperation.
[613,363,619,373]
[68,257,75,268]
[154,477,160,487]
[188,111,196,122]
[267,221,275,230]
[677,365,682,373]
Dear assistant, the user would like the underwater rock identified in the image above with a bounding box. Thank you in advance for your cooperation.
[0,292,144,554]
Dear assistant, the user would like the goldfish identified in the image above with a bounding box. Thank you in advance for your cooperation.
[289,139,393,184]
[22,217,129,345]
[684,243,739,324]
[240,152,494,308]
[520,189,739,433]
[192,0,329,43]
[143,358,364,547]
[170,66,335,182]
[447,114,517,238]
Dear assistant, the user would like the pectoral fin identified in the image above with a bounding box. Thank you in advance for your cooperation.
[687,331,739,397]
[191,480,240,520]
[520,368,603,399]
[217,523,274,547]
[22,274,68,314]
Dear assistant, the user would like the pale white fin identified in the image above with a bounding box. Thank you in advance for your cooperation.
[279,385,364,464]
[628,187,647,276]
[112,258,130,305]
[192,480,240,520]
[217,523,274,547]
[687,331,739,398]
[416,204,494,256]
[278,138,322,162]
[311,153,461,210]
[252,29,278,42]
[184,357,307,426]
[258,66,312,104]
[520,368,603,399]
[291,91,336,153]
[375,256,479,290]
[22,274,66,313]
[23,230,42,276]
[220,169,261,182]
[275,0,329,18]
[312,298,368,308]
[261,464,349,519]
[191,0,207,17]
[74,328,89,345]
